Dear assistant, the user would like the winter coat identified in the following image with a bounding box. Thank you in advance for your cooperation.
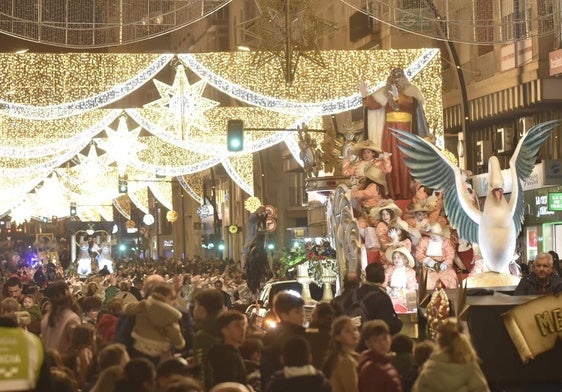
[354,283,402,335]
[412,352,489,392]
[265,365,332,392]
[513,273,562,295]
[123,295,185,357]
[96,313,119,345]
[357,349,402,392]
[41,308,81,353]
[260,321,306,387]
[207,343,247,387]
[329,351,358,392]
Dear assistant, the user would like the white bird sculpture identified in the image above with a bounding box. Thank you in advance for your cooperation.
[391,121,558,274]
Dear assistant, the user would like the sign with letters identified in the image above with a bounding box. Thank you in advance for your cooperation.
[502,294,562,363]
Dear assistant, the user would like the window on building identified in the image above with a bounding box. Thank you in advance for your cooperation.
[475,0,494,56]
[501,0,530,41]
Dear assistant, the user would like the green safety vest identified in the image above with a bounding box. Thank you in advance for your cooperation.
[0,327,44,391]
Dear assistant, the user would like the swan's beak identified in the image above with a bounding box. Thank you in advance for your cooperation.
[492,188,503,201]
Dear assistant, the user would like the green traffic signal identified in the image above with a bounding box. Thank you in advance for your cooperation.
[227,119,244,152]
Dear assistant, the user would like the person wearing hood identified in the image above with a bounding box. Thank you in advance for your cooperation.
[412,318,489,392]
[124,281,185,364]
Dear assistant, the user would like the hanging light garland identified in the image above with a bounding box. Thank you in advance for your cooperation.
[0,54,173,120]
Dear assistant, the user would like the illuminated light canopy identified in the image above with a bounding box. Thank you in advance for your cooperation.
[0,110,121,158]
[178,174,204,205]
[178,49,440,119]
[144,63,219,139]
[0,54,173,120]
[222,155,254,196]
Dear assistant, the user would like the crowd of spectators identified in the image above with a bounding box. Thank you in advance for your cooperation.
[3,248,561,391]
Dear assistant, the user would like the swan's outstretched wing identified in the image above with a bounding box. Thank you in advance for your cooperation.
[391,129,481,244]
[509,120,559,234]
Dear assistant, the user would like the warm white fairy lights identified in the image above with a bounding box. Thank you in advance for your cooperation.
[178,174,204,205]
[0,50,442,218]
[222,155,254,196]
[0,110,121,158]
[0,54,173,120]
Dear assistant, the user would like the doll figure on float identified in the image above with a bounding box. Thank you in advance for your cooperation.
[76,239,92,278]
[415,223,458,289]
[384,244,417,312]
[97,240,113,273]
[368,200,403,260]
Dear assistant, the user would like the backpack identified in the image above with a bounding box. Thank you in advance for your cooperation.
[346,289,377,327]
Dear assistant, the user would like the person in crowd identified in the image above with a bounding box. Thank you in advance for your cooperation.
[113,280,140,306]
[41,280,82,353]
[265,336,332,392]
[331,271,360,316]
[192,288,225,388]
[96,297,123,346]
[208,310,248,388]
[80,295,102,325]
[82,342,130,392]
[90,365,123,392]
[322,315,360,392]
[1,297,31,328]
[178,274,195,308]
[549,250,562,276]
[305,302,336,368]
[413,318,489,392]
[260,291,307,387]
[359,67,429,200]
[246,314,266,338]
[66,323,97,387]
[210,382,253,392]
[156,357,194,390]
[22,294,42,325]
[215,279,233,309]
[412,340,436,373]
[113,357,157,392]
[112,274,165,353]
[391,334,418,392]
[162,376,205,392]
[355,263,402,335]
[5,276,25,304]
[357,320,402,392]
[124,281,185,363]
[50,366,79,392]
[240,337,263,392]
[514,252,562,295]
[0,314,54,391]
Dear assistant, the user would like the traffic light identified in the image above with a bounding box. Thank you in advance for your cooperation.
[118,177,128,193]
[227,119,244,152]
[69,202,77,216]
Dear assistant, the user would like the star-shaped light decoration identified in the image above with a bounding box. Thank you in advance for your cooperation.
[241,0,338,84]
[95,115,146,177]
[75,144,108,185]
[144,62,219,139]
[10,196,33,226]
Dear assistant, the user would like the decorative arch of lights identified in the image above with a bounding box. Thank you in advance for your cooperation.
[0,49,442,222]
[339,0,562,45]
[0,0,232,48]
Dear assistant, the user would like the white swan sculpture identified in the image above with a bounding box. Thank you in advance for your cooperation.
[391,120,558,275]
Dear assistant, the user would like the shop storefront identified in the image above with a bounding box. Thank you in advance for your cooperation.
[523,186,562,261]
